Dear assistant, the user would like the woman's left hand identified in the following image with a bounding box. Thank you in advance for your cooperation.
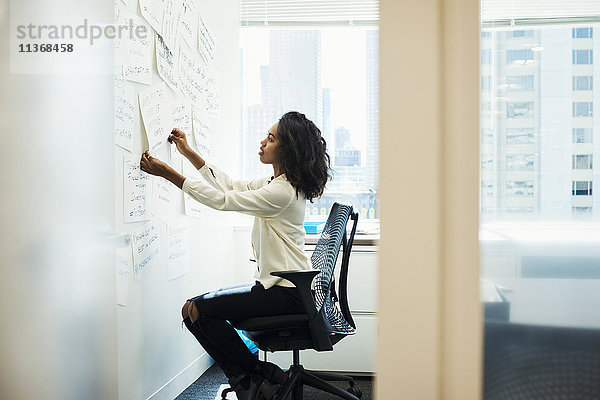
[140,150,168,177]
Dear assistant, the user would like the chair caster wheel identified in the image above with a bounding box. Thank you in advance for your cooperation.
[221,387,234,399]
[348,385,362,398]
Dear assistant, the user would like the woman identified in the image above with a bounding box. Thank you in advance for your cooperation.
[140,111,331,400]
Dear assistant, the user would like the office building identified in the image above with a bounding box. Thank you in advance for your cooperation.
[264,30,322,127]
[366,30,379,193]
[480,27,597,217]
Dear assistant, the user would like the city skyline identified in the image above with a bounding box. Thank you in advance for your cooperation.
[239,27,379,218]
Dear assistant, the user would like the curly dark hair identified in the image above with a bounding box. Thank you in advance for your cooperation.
[276,111,331,202]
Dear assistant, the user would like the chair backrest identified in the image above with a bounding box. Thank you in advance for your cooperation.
[310,202,359,335]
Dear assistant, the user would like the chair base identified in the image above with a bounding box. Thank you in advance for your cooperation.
[274,364,361,400]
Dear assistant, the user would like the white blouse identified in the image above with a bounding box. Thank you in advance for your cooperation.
[181,164,310,289]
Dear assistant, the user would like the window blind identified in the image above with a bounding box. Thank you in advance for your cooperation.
[482,0,600,28]
[240,0,379,26]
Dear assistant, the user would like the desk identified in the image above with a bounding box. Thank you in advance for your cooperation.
[305,233,379,247]
[490,278,600,329]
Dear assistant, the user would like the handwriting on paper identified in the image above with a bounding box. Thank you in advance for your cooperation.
[198,16,214,65]
[124,155,151,223]
[168,218,190,280]
[114,0,130,64]
[139,0,165,34]
[183,160,204,218]
[192,108,212,158]
[179,48,220,115]
[114,71,135,152]
[116,243,132,306]
[179,0,196,46]
[156,34,179,91]
[139,82,173,153]
[179,47,203,105]
[171,100,192,160]
[152,175,174,220]
[123,16,152,85]
[203,68,220,117]
[162,0,182,53]
[132,220,161,282]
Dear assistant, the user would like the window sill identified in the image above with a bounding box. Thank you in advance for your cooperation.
[233,220,380,246]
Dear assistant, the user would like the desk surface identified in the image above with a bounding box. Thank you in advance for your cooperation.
[305,233,379,246]
[492,278,600,329]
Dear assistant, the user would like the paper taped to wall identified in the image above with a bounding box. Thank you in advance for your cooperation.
[139,82,173,153]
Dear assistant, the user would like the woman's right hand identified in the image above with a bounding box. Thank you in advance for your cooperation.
[168,128,192,155]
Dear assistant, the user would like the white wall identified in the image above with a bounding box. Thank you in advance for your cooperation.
[113,1,240,400]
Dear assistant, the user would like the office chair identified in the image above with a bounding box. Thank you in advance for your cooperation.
[231,202,361,400]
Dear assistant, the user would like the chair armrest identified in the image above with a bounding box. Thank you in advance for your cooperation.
[271,270,320,319]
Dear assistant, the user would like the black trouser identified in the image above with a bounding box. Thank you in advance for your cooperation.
[184,281,304,378]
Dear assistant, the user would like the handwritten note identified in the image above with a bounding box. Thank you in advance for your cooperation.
[116,243,132,306]
[132,220,161,282]
[168,218,190,280]
[124,155,151,223]
[171,100,192,160]
[152,176,174,221]
[198,16,214,65]
[203,68,220,117]
[178,47,203,105]
[183,160,204,218]
[139,0,164,35]
[179,47,220,115]
[114,0,130,64]
[114,71,135,152]
[162,0,182,53]
[156,34,178,91]
[123,16,152,85]
[192,108,211,158]
[179,0,196,47]
[139,82,173,153]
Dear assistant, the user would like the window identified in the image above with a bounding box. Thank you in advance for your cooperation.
[507,128,534,144]
[507,30,533,38]
[240,26,378,220]
[506,180,534,196]
[481,154,493,169]
[481,6,600,398]
[481,101,493,118]
[481,49,493,64]
[507,154,534,170]
[572,102,593,117]
[506,102,534,118]
[572,27,593,38]
[572,206,592,214]
[507,49,533,64]
[572,154,593,169]
[506,75,534,91]
[481,127,494,144]
[572,181,593,196]
[573,76,593,90]
[573,49,593,64]
[481,181,494,196]
[481,75,492,90]
[572,128,593,143]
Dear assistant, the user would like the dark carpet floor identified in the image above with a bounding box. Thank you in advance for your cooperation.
[175,364,373,400]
